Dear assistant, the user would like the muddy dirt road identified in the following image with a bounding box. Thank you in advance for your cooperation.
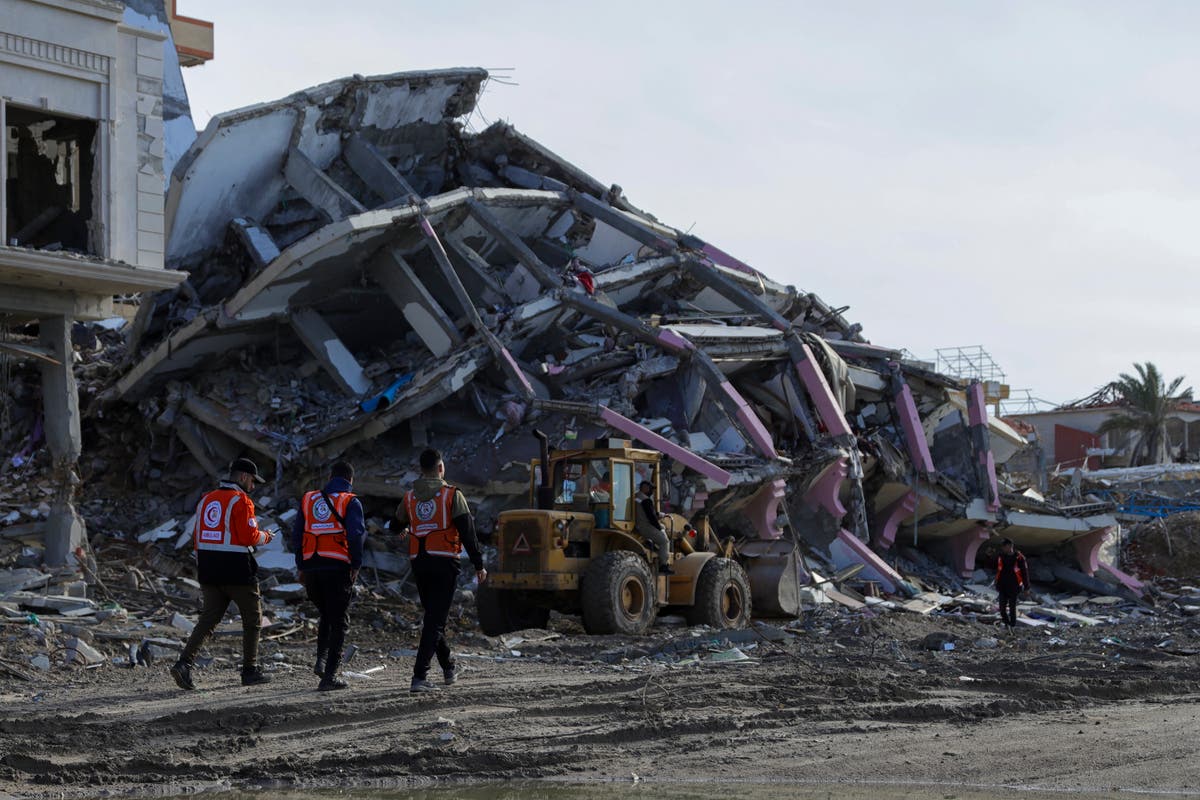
[3,611,1200,798]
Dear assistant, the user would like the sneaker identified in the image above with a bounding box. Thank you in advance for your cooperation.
[169,660,195,691]
[313,653,327,677]
[410,678,441,693]
[241,666,272,686]
[318,676,348,691]
[443,663,461,686]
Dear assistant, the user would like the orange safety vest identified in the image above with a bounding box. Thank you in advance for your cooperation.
[194,488,256,554]
[301,490,356,563]
[403,485,461,558]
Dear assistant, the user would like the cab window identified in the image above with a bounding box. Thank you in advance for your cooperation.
[611,462,633,522]
[553,460,590,511]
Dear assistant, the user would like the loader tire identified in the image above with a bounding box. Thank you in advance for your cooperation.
[581,551,656,635]
[687,557,751,629]
[475,585,550,637]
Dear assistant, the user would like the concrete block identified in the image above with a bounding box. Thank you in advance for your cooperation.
[137,171,162,194]
[137,94,156,115]
[136,54,163,78]
[139,230,165,254]
[145,115,164,140]
[137,76,163,95]
[138,210,165,234]
[136,35,162,58]
[137,250,163,268]
[137,191,161,214]
[66,637,104,666]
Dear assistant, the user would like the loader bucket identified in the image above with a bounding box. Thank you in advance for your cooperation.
[738,539,808,617]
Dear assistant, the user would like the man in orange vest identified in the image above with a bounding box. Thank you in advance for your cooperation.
[995,538,1031,631]
[291,460,365,691]
[170,458,274,690]
[394,448,487,693]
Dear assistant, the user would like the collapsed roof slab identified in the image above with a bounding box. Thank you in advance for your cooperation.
[166,69,488,267]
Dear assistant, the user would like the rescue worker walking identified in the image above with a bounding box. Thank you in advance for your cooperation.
[291,461,365,691]
[995,538,1030,631]
[394,448,486,693]
[170,458,273,690]
[634,481,672,574]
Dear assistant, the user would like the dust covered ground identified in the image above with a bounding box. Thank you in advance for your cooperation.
[4,607,1200,799]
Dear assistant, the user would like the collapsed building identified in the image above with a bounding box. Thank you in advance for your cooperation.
[104,68,1142,611]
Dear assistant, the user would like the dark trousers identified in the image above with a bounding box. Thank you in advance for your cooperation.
[304,569,353,679]
[180,583,262,671]
[412,557,458,681]
[998,588,1019,627]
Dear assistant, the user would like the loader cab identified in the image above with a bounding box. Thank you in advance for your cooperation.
[530,440,661,533]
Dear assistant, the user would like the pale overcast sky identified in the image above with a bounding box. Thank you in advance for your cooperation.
[181,1,1200,409]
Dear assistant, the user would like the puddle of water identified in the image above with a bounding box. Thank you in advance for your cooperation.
[166,781,1193,800]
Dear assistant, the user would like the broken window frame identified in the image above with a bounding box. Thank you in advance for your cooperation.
[2,101,101,256]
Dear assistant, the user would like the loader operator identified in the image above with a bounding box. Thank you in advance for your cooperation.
[634,481,672,574]
[170,458,273,690]
[292,460,365,691]
[995,538,1030,631]
[394,448,487,693]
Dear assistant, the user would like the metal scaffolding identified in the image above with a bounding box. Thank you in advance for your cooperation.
[934,345,1006,384]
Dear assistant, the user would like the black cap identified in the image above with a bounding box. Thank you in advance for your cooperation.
[229,457,266,484]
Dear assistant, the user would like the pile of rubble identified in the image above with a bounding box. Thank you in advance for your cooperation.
[0,68,1153,655]
[79,67,1138,603]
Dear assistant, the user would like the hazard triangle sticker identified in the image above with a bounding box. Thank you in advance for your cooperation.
[511,533,532,555]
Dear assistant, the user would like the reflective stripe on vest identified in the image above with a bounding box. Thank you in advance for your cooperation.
[404,486,461,558]
[301,490,354,563]
[194,489,251,554]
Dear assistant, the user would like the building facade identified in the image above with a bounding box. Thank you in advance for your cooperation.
[0,0,202,563]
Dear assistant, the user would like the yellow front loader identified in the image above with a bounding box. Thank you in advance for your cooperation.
[477,432,751,636]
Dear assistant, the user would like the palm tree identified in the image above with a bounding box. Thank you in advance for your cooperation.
[1098,362,1192,466]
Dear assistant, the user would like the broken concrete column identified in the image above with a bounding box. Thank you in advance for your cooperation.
[371,250,462,357]
[343,134,418,203]
[290,307,372,396]
[829,529,907,594]
[284,148,365,220]
[39,315,86,566]
[967,381,1000,512]
[890,366,936,474]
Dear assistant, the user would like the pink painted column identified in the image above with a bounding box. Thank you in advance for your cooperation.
[1072,528,1108,576]
[966,381,1000,513]
[804,458,848,519]
[1099,561,1145,597]
[718,382,779,459]
[872,491,917,552]
[831,529,907,594]
[598,406,732,487]
[950,525,992,578]
[743,479,787,541]
[793,343,852,440]
[890,368,935,474]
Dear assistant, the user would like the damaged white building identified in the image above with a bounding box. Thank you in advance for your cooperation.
[0,0,216,563]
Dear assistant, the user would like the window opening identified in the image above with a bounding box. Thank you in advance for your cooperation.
[5,106,97,254]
